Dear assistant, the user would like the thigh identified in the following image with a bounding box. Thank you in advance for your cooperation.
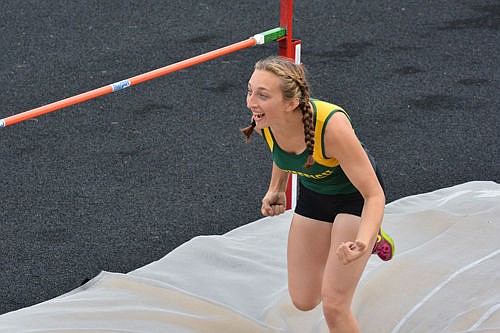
[287,213,332,309]
[321,214,375,307]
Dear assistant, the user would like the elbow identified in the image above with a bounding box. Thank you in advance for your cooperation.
[362,187,386,208]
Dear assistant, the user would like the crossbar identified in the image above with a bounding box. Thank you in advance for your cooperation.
[1,27,286,128]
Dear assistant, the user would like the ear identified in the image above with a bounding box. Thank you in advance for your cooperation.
[285,98,300,113]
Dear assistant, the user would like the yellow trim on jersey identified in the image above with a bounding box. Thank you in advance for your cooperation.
[312,100,341,167]
[262,127,274,152]
[261,99,350,168]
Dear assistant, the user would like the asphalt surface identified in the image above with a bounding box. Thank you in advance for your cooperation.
[1,1,498,314]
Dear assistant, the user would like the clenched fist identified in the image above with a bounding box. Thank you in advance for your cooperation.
[261,191,286,216]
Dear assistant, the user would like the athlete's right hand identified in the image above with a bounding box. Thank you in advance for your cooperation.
[261,191,287,216]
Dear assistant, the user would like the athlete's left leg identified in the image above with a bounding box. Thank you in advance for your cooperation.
[321,213,377,333]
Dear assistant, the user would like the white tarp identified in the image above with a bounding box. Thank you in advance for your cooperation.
[1,181,498,333]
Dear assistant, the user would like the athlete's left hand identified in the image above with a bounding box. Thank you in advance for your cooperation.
[336,240,367,265]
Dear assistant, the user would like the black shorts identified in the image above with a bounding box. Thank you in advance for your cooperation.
[294,152,385,223]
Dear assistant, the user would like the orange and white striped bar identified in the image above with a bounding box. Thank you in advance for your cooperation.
[1,28,286,128]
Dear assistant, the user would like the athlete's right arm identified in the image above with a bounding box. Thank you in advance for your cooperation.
[261,162,288,216]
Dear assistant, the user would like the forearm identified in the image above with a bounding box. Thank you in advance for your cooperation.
[261,162,289,216]
[356,193,385,245]
[268,162,289,192]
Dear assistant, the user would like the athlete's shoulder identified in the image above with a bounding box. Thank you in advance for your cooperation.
[311,99,344,113]
[311,99,351,124]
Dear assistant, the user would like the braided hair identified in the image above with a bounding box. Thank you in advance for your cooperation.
[241,56,315,168]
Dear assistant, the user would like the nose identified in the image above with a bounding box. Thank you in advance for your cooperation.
[247,93,256,109]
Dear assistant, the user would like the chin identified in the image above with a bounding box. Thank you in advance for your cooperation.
[253,121,265,131]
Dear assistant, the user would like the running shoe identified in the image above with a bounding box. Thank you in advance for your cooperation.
[372,228,395,261]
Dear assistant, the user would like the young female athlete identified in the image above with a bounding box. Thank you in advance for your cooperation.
[241,56,394,332]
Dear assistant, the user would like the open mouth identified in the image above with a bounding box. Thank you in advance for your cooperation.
[253,112,265,120]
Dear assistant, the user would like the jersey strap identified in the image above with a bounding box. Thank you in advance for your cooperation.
[311,99,350,167]
[261,99,351,168]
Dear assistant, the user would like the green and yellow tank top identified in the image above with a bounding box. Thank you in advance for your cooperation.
[262,99,358,195]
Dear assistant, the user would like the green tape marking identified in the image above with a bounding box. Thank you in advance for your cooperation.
[253,27,286,45]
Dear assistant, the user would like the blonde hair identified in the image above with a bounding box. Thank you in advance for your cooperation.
[241,56,315,168]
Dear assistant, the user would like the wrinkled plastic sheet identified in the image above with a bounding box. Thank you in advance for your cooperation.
[0,181,498,333]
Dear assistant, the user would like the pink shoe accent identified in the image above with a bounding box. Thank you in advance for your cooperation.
[372,229,395,261]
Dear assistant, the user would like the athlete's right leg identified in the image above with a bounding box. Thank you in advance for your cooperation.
[287,213,332,311]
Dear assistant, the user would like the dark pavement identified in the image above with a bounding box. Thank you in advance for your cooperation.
[1,1,498,314]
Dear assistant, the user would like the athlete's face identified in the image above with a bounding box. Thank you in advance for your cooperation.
[246,69,287,130]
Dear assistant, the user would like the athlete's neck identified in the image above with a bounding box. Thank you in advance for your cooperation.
[270,109,307,155]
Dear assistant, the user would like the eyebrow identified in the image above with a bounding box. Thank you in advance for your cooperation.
[248,83,271,92]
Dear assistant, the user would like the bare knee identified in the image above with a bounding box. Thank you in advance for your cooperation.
[289,291,321,312]
[322,295,358,331]
[322,301,348,326]
[288,276,323,312]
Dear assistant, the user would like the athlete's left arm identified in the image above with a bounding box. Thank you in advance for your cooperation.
[323,112,385,264]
